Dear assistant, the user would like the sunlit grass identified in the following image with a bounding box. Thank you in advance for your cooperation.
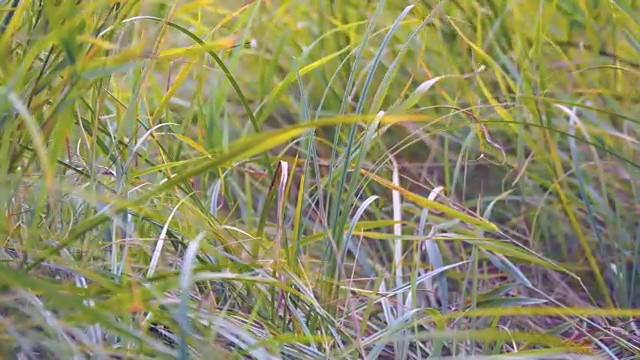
[1,0,639,359]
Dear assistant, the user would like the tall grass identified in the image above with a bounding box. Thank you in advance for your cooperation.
[1,0,639,359]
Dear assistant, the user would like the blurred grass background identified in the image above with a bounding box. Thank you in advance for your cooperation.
[0,0,639,358]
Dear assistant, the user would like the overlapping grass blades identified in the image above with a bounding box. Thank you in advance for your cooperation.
[1,0,639,359]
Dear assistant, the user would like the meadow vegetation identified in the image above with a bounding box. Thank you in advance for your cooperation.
[0,0,639,359]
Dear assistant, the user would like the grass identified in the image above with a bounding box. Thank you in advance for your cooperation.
[0,0,639,358]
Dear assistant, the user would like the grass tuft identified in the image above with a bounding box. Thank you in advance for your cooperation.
[1,0,639,359]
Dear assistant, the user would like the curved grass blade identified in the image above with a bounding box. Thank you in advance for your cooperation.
[362,169,499,232]
[122,15,273,176]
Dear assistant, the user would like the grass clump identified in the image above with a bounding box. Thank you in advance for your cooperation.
[1,0,639,359]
